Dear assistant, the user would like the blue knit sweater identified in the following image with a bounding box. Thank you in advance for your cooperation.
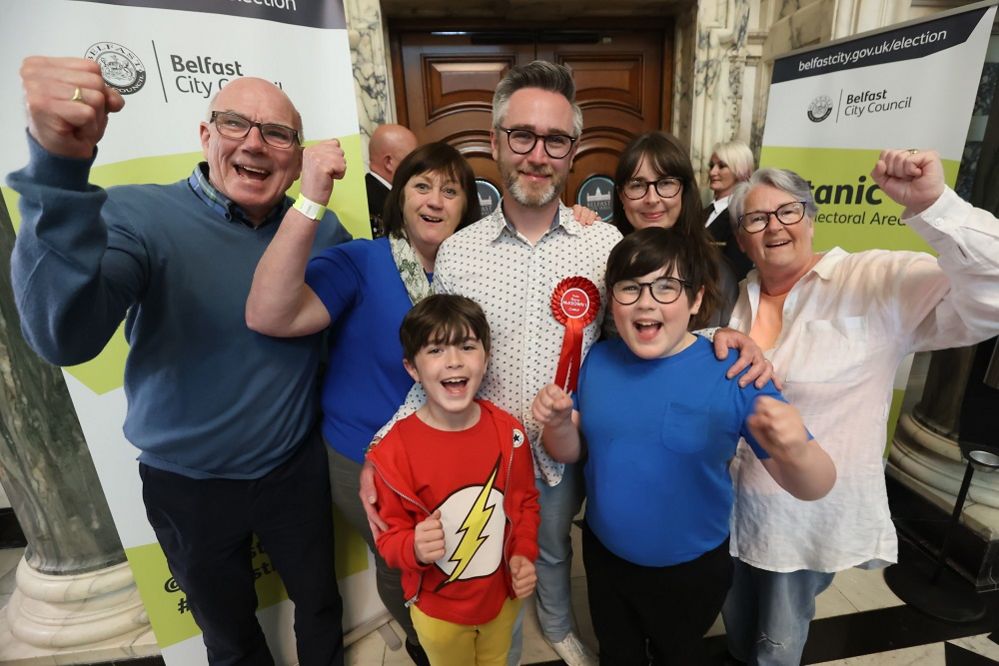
[8,137,351,479]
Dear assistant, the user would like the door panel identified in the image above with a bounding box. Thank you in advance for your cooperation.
[547,44,663,204]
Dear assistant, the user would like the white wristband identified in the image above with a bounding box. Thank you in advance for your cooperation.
[293,193,326,221]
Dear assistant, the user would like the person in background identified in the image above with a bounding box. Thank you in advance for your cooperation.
[705,140,755,280]
[247,142,480,666]
[9,57,351,665]
[369,294,540,666]
[722,149,999,665]
[613,131,737,325]
[535,227,834,664]
[368,124,418,237]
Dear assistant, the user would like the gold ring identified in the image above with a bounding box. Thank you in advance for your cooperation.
[907,148,919,155]
[70,87,83,103]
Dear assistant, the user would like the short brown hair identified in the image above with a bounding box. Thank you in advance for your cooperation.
[400,294,492,362]
[605,227,721,330]
[382,142,481,239]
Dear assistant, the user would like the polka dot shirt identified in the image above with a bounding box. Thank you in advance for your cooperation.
[432,203,622,485]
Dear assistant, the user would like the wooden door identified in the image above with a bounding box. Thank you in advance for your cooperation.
[392,28,671,208]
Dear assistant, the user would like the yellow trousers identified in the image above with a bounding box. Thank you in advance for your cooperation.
[410,597,522,666]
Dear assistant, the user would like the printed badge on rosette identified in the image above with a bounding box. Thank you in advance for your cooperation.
[551,276,600,393]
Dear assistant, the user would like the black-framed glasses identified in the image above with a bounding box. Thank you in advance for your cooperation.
[738,201,807,234]
[612,277,691,305]
[497,127,577,159]
[210,111,300,149]
[620,177,683,200]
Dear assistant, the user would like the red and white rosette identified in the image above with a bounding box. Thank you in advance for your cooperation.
[550,276,600,393]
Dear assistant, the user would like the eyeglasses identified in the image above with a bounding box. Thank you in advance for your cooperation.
[497,127,577,159]
[738,201,807,234]
[612,277,691,305]
[210,111,300,149]
[620,177,683,201]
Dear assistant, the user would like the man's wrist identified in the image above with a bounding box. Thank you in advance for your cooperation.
[293,193,326,221]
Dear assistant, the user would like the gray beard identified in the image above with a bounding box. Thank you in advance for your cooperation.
[503,168,562,208]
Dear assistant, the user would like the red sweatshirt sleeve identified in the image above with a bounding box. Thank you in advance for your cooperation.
[369,435,431,574]
[508,420,540,562]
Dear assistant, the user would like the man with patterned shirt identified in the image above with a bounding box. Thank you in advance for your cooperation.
[362,61,767,666]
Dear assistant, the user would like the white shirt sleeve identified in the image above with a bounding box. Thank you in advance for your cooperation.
[893,188,999,351]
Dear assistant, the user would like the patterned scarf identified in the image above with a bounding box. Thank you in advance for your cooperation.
[389,234,432,305]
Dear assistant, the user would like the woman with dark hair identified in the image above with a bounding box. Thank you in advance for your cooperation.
[246,141,480,665]
[612,131,738,325]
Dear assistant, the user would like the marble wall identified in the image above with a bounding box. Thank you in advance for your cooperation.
[343,0,393,170]
[687,0,753,173]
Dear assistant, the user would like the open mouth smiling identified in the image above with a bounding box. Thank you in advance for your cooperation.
[633,320,663,338]
[235,164,271,180]
[441,378,468,393]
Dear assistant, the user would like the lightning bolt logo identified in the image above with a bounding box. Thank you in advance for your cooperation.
[441,462,500,587]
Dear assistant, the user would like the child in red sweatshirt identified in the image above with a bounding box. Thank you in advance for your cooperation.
[368,294,540,666]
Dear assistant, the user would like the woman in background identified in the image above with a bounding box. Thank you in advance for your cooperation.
[705,140,755,280]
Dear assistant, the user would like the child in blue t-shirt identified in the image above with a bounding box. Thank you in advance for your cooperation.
[533,227,836,665]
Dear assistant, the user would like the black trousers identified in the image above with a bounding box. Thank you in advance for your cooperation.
[583,523,732,666]
[140,432,344,666]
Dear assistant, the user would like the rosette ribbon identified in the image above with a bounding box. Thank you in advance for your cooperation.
[551,276,600,392]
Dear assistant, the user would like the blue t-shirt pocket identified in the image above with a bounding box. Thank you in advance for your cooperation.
[660,401,713,454]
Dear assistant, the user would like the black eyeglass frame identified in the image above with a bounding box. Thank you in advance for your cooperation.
[737,201,808,234]
[619,177,684,201]
[210,110,301,148]
[611,277,693,305]
[496,126,578,159]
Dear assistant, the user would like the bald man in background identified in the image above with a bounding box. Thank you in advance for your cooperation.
[366,123,417,236]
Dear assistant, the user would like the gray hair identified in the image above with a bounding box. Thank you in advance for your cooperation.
[710,140,755,182]
[729,167,818,232]
[492,61,584,137]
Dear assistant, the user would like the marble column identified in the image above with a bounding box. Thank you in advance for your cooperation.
[344,0,393,168]
[686,0,753,173]
[0,199,150,649]
[891,348,999,510]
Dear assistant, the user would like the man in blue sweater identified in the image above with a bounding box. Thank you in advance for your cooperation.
[8,56,351,665]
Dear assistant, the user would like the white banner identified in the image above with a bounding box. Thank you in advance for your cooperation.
[760,1,995,252]
[0,1,382,663]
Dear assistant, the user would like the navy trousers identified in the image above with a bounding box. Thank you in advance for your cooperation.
[583,524,732,666]
[140,432,344,666]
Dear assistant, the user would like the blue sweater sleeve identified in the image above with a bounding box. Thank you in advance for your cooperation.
[304,240,367,324]
[7,135,148,366]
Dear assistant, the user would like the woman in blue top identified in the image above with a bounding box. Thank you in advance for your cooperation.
[532,228,836,665]
[247,142,479,663]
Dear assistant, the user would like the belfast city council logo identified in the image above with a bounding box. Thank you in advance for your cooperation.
[807,95,833,122]
[85,42,147,95]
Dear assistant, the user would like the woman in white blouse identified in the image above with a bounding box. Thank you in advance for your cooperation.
[721,149,999,665]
